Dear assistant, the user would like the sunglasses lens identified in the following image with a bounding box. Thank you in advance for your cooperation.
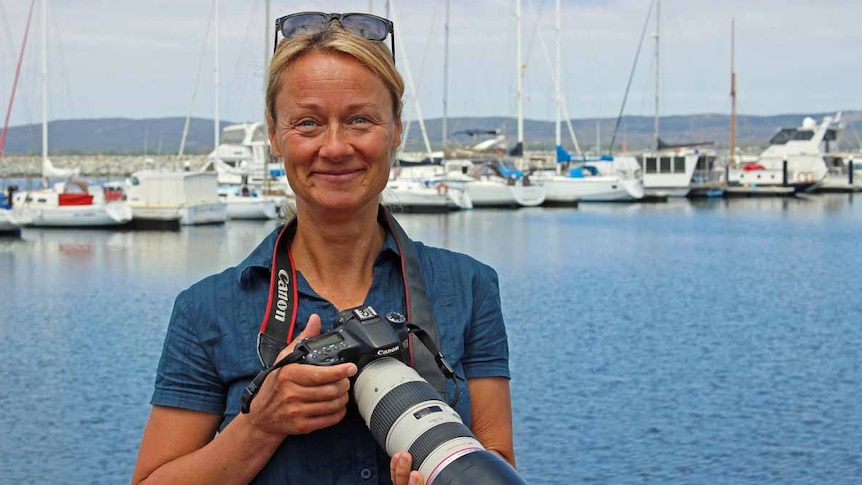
[341,14,389,41]
[281,13,328,37]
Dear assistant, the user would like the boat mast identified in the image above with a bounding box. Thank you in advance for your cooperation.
[729,18,737,167]
[264,0,271,195]
[515,0,524,158]
[213,0,220,156]
[264,0,270,69]
[442,0,450,149]
[0,0,38,159]
[41,0,48,164]
[554,0,561,149]
[653,0,660,150]
[387,0,433,160]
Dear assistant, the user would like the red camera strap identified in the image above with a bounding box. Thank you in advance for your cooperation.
[255,205,448,397]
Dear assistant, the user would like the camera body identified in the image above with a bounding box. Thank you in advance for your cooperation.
[296,305,410,371]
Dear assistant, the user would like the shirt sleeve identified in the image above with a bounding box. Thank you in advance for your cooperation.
[461,265,511,380]
[150,290,226,414]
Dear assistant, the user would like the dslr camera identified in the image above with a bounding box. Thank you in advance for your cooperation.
[298,305,528,485]
[296,305,410,370]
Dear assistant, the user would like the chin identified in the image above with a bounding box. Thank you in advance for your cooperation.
[310,193,381,214]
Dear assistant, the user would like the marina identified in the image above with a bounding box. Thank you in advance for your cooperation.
[0,0,861,483]
[1,194,860,484]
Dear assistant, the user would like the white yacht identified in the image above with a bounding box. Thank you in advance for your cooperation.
[125,170,227,228]
[820,153,861,191]
[10,179,133,228]
[201,122,287,188]
[727,114,837,192]
[219,182,287,220]
[619,144,717,198]
[532,148,644,203]
[201,122,292,216]
[1,186,19,233]
[442,159,545,208]
[383,176,472,213]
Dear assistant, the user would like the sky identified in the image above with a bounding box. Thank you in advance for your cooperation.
[1,0,861,129]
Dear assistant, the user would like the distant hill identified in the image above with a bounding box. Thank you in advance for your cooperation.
[1,117,230,156]
[2,111,860,156]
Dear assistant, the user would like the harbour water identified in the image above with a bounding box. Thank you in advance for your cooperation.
[1,194,860,484]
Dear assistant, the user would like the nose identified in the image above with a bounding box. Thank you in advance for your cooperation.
[318,124,355,162]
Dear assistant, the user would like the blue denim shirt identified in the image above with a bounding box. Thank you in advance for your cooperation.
[151,223,510,484]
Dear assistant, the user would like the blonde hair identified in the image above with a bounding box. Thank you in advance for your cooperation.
[265,23,404,130]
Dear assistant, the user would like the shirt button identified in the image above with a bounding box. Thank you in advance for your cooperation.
[360,468,373,480]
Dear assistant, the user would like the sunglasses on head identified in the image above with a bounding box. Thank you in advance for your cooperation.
[273,12,395,63]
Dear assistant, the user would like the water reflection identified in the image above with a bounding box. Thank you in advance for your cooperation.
[0,197,860,484]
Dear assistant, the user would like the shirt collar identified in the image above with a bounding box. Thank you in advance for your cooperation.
[237,223,401,287]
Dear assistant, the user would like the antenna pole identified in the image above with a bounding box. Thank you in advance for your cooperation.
[214,0,221,154]
[729,18,737,167]
[516,0,524,154]
[442,0,450,149]
[653,0,660,150]
[42,0,48,162]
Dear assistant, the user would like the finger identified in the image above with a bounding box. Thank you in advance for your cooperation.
[391,452,413,485]
[282,362,357,388]
[288,405,349,435]
[284,314,323,355]
[409,470,424,485]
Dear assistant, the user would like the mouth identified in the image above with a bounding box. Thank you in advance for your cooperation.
[313,167,365,184]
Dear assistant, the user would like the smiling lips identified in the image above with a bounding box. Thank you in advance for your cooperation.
[313,167,366,183]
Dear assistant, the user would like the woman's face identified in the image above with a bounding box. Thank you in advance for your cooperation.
[269,51,402,214]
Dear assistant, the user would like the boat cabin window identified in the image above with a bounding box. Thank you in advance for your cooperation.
[824,128,838,142]
[769,128,795,145]
[643,157,657,173]
[696,156,716,171]
[673,157,685,173]
[221,129,246,145]
[660,157,671,173]
[791,130,814,141]
[252,125,267,142]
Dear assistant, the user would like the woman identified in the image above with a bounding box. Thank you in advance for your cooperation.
[133,13,515,485]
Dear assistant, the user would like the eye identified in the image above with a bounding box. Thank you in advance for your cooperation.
[292,118,321,133]
[351,116,370,125]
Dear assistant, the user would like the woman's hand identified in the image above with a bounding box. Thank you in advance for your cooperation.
[247,314,358,437]
[390,452,424,485]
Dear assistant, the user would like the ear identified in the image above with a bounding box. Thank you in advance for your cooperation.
[269,126,283,158]
[392,118,403,152]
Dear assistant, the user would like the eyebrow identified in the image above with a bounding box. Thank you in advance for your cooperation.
[291,100,381,110]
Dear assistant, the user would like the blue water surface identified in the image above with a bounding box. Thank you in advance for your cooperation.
[0,195,860,484]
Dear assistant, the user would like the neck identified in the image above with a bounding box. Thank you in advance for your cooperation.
[290,203,385,310]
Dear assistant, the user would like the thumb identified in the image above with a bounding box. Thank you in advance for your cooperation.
[282,314,322,355]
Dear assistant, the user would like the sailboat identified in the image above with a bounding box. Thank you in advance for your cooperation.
[530,0,643,203]
[1,0,32,234]
[204,122,288,219]
[430,0,544,208]
[125,0,226,227]
[606,0,716,198]
[10,0,132,228]
[380,0,473,212]
[198,1,286,220]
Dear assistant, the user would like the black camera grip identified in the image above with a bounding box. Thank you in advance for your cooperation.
[240,350,305,414]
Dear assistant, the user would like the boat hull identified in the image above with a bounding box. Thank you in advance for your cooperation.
[0,208,21,233]
[225,197,282,220]
[538,175,643,203]
[130,202,227,228]
[11,203,132,228]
